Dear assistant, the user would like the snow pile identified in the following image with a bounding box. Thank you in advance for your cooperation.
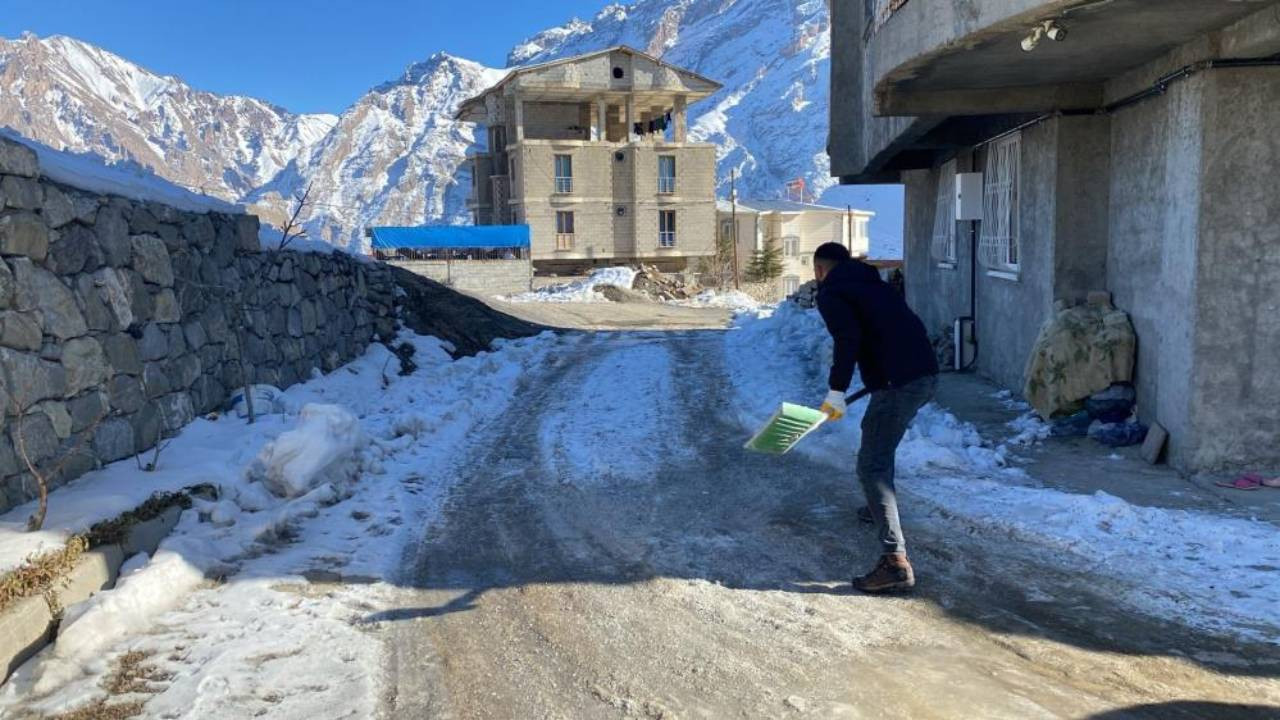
[0,129,239,214]
[0,328,565,716]
[724,304,1280,642]
[676,289,763,312]
[506,266,638,303]
[249,404,362,499]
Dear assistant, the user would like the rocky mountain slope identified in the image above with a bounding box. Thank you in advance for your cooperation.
[1,0,836,251]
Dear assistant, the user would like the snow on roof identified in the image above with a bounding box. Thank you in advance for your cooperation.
[0,129,240,214]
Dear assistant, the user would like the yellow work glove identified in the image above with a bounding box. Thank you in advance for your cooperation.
[819,390,846,421]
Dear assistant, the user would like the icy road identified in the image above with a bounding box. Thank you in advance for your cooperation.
[380,330,1280,720]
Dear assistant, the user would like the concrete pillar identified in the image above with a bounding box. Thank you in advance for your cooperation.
[513,95,525,142]
[625,96,636,143]
[674,95,688,143]
[595,98,607,142]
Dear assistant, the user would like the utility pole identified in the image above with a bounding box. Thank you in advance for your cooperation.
[731,168,741,289]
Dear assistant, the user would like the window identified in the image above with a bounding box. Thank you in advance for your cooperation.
[556,211,575,250]
[658,156,676,194]
[980,134,1021,274]
[782,236,800,258]
[659,210,677,248]
[783,276,801,295]
[720,220,733,241]
[554,154,573,194]
[931,159,958,264]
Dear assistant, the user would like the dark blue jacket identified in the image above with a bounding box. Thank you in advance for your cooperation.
[816,260,938,392]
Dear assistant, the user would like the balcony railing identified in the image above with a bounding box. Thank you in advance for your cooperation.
[658,176,676,194]
[555,233,575,251]
[659,231,677,248]
[555,177,573,194]
[865,0,910,37]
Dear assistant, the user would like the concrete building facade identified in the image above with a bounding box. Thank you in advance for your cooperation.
[830,0,1280,472]
[716,200,873,298]
[458,47,722,274]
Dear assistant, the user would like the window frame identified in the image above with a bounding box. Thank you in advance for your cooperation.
[931,158,958,266]
[555,210,575,250]
[979,133,1021,276]
[782,236,801,258]
[554,154,573,194]
[659,210,677,248]
[657,155,677,194]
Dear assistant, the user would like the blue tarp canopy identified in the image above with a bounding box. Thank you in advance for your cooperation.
[370,225,530,250]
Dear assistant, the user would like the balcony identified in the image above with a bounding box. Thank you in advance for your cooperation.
[555,177,574,194]
[555,233,575,251]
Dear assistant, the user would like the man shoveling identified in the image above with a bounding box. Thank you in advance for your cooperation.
[812,243,939,593]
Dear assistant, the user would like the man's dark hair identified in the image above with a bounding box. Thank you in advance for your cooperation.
[813,242,852,267]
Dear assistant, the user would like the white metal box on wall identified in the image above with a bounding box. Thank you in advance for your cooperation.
[955,172,984,221]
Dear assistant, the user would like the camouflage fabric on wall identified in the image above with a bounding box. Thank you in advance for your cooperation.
[1024,298,1136,419]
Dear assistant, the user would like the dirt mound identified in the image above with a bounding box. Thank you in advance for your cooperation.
[631,265,701,301]
[388,265,548,356]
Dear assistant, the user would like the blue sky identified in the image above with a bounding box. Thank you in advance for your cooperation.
[0,0,903,250]
[0,0,609,114]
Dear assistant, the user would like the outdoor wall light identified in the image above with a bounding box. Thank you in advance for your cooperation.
[1021,20,1066,52]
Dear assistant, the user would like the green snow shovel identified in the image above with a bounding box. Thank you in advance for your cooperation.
[744,388,871,455]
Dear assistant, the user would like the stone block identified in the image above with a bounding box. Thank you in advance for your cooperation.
[145,201,183,225]
[47,223,100,275]
[157,392,194,431]
[126,270,154,324]
[0,348,67,407]
[142,362,171,399]
[0,213,49,261]
[174,353,201,389]
[93,418,135,463]
[68,391,109,433]
[62,336,110,396]
[1141,422,1168,465]
[287,307,303,338]
[0,433,19,477]
[153,288,181,324]
[183,320,208,351]
[10,258,87,339]
[10,411,58,466]
[94,205,132,267]
[155,223,180,249]
[0,139,38,177]
[130,404,161,449]
[182,215,216,251]
[129,235,174,287]
[36,400,72,439]
[41,184,77,229]
[166,324,187,358]
[75,275,113,333]
[93,267,134,330]
[0,594,54,682]
[52,544,123,612]
[101,333,142,375]
[138,323,169,362]
[108,374,145,414]
[0,260,12,310]
[0,311,41,351]
[1,176,41,211]
[123,505,182,556]
[127,206,159,235]
[234,214,260,253]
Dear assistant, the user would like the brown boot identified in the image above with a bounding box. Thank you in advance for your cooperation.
[852,553,915,593]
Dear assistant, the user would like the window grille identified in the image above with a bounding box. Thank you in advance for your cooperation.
[554,154,573,194]
[659,211,677,248]
[658,156,676,194]
[931,159,957,263]
[980,134,1020,273]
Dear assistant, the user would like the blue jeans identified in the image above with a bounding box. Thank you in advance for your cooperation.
[857,374,937,556]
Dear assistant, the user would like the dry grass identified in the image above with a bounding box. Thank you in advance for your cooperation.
[43,651,171,720]
[0,488,205,613]
[0,535,88,612]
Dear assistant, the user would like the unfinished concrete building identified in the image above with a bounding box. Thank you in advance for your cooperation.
[456,47,722,274]
[830,0,1280,471]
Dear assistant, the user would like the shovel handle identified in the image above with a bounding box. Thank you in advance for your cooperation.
[845,388,871,404]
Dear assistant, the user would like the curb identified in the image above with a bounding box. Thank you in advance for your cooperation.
[0,504,183,683]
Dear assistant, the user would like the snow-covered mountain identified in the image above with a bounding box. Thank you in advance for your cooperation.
[1,1,836,250]
[0,33,336,205]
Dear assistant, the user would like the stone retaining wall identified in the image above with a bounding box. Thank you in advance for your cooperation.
[0,138,396,514]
